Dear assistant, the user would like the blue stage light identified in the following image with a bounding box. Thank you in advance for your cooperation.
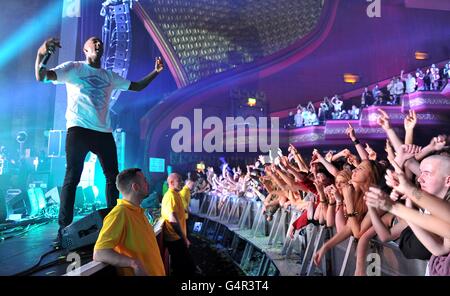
[0,1,61,68]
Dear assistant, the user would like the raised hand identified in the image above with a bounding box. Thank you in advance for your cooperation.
[376,109,392,130]
[365,143,377,160]
[39,38,61,56]
[389,190,404,202]
[155,57,164,73]
[403,109,417,131]
[288,144,298,154]
[384,161,413,194]
[345,123,357,141]
[385,139,395,162]
[364,186,394,211]
[325,151,334,162]
[393,144,421,169]
[428,134,447,152]
[347,154,360,167]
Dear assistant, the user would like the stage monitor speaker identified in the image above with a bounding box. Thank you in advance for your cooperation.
[44,186,61,205]
[61,208,112,251]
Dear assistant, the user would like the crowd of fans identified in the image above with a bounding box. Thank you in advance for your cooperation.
[190,107,450,276]
[91,61,450,276]
[284,61,450,129]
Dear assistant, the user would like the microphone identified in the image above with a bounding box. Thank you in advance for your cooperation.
[42,51,52,65]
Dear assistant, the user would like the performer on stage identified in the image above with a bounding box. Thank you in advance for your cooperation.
[35,37,164,246]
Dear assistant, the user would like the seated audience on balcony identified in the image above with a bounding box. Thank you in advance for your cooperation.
[393,76,405,104]
[339,109,351,120]
[444,62,450,81]
[423,69,432,91]
[429,64,440,91]
[93,168,166,276]
[387,76,404,105]
[361,87,373,108]
[318,97,331,124]
[294,108,304,127]
[350,105,360,120]
[287,111,295,128]
[331,95,343,113]
[416,68,426,91]
[372,84,382,105]
[387,77,396,104]
[401,70,417,94]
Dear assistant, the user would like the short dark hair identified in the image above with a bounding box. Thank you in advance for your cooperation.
[116,168,142,194]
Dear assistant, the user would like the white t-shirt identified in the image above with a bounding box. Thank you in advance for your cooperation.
[51,61,131,132]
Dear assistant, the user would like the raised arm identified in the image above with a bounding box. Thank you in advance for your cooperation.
[128,57,163,91]
[376,109,403,152]
[345,123,369,161]
[403,110,417,145]
[366,186,450,239]
[415,135,447,162]
[35,38,60,82]
[312,149,339,177]
[386,161,450,225]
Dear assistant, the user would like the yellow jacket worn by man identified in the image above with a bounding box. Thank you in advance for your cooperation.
[161,188,187,241]
[93,168,165,276]
[160,173,196,275]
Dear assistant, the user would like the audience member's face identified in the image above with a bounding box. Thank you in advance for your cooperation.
[418,158,449,197]
[335,175,348,192]
[316,173,331,186]
[135,171,150,199]
[352,160,371,183]
[170,175,183,191]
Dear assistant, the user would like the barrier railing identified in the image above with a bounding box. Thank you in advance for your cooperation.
[192,193,428,276]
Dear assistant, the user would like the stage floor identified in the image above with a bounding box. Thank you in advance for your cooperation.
[0,217,92,276]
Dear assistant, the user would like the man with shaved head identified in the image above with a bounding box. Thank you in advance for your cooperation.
[161,173,196,275]
[35,36,164,247]
[366,153,450,275]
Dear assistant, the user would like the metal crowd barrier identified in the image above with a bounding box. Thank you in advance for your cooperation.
[192,193,429,276]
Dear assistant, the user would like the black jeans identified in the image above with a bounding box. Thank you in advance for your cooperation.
[165,239,196,276]
[58,127,119,232]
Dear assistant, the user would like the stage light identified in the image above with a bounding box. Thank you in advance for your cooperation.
[415,51,429,60]
[0,0,61,68]
[247,97,257,107]
[343,73,360,84]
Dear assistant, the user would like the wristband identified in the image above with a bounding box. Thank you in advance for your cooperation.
[344,211,359,218]
[352,139,360,145]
